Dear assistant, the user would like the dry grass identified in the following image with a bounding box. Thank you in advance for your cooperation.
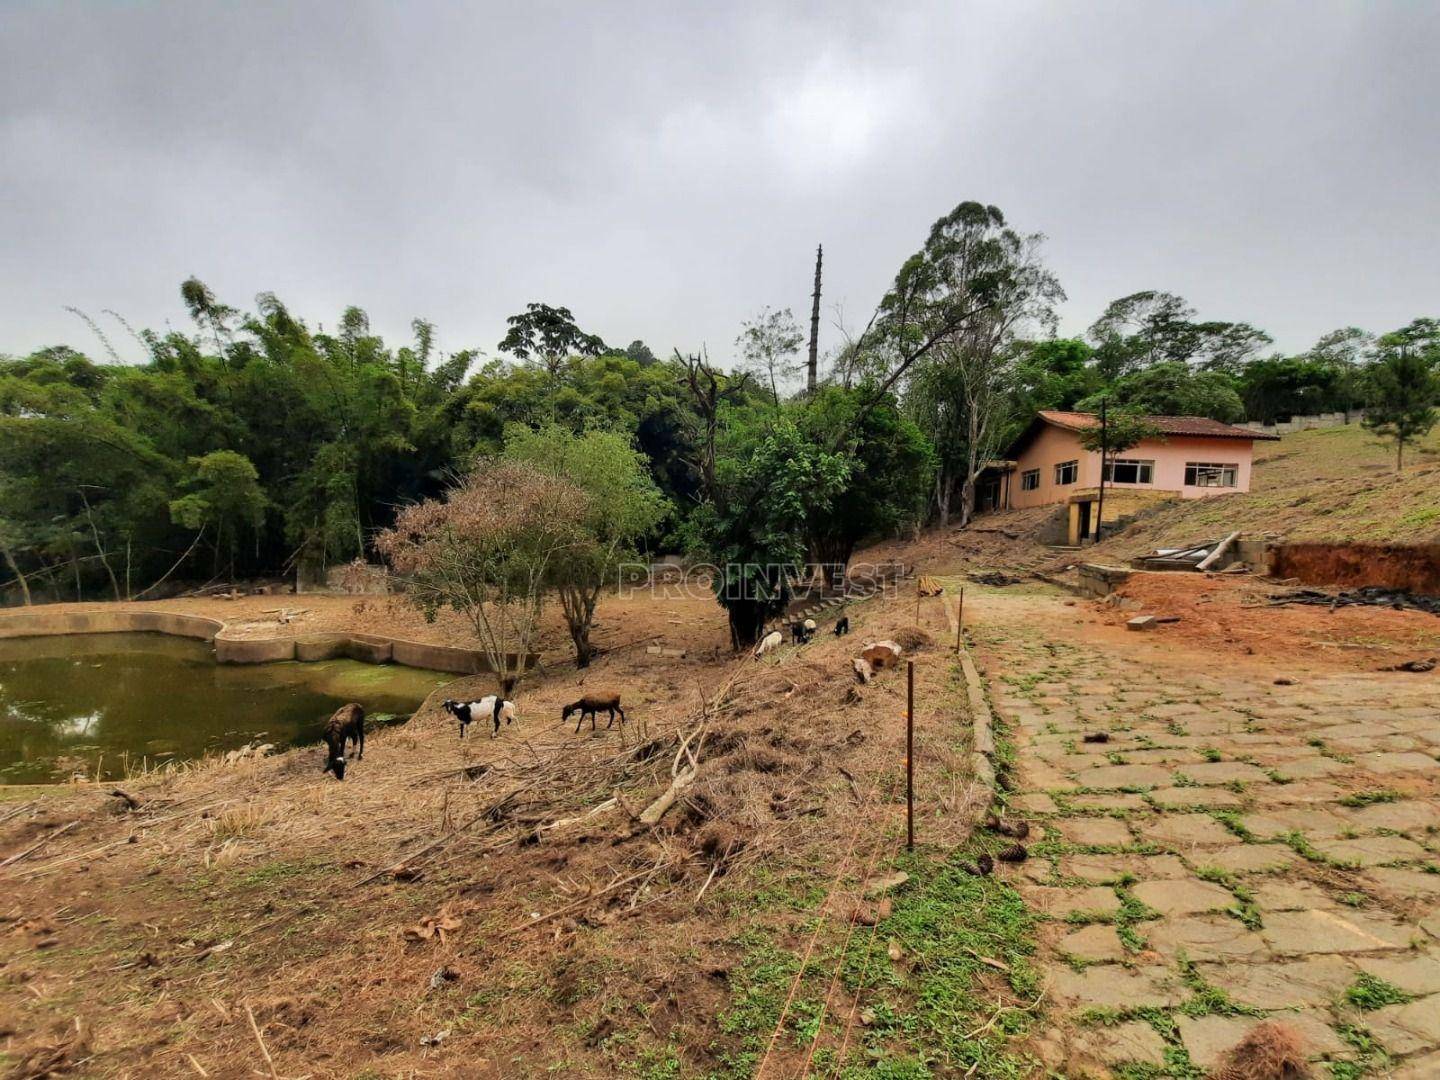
[1209,1020,1311,1080]
[0,580,979,1078]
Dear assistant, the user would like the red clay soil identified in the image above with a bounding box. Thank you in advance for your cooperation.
[1097,572,1440,674]
[1269,542,1440,593]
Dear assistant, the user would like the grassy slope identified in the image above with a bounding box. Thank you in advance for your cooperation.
[1092,422,1440,556]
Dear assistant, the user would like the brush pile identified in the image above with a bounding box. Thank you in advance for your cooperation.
[1267,586,1440,615]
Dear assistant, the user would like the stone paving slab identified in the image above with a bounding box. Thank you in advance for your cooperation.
[976,599,1440,1075]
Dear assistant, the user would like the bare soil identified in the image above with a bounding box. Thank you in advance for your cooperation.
[0,575,983,1079]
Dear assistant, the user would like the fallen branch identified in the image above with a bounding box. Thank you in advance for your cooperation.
[244,1002,280,1080]
[0,820,79,870]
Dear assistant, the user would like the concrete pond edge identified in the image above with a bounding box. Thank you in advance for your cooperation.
[0,606,534,677]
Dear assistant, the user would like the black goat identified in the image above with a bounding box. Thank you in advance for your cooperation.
[833,615,850,636]
[322,703,365,781]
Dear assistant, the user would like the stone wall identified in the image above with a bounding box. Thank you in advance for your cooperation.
[1077,564,1132,598]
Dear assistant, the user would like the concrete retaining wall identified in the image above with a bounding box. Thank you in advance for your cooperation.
[0,606,536,677]
[1241,411,1363,436]
[0,609,222,641]
[1077,564,1132,598]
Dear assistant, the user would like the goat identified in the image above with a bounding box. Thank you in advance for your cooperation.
[561,692,626,733]
[753,630,783,659]
[442,696,517,739]
[789,620,811,644]
[322,703,365,781]
[833,615,850,636]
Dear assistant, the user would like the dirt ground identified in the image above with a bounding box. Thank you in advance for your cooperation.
[1088,571,1440,674]
[13,585,732,664]
[0,570,994,1079]
[5,518,1440,1079]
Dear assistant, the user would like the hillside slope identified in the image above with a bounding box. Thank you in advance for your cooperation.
[1089,422,1440,556]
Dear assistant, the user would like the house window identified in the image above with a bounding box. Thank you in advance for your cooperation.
[1104,459,1154,484]
[1185,462,1238,487]
[1054,460,1078,485]
[1020,468,1040,491]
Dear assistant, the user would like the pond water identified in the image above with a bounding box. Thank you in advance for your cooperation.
[0,633,451,784]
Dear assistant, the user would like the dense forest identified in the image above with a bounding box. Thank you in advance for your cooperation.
[2,199,1437,646]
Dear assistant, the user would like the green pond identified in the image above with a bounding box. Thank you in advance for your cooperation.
[0,633,452,784]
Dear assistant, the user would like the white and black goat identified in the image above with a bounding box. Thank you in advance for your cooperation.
[322,703,365,781]
[442,695,517,738]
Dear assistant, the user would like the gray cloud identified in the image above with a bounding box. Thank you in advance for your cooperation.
[2,1,1437,365]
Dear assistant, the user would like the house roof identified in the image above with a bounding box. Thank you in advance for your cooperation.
[1006,410,1280,458]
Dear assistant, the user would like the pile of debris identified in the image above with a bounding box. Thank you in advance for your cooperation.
[1133,530,1243,572]
[1268,586,1440,616]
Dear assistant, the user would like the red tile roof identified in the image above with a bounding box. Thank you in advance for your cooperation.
[1035,410,1281,441]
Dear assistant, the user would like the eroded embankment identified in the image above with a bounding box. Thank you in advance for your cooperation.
[1269,542,1440,593]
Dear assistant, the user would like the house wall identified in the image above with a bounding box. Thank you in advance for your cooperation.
[1010,427,1258,510]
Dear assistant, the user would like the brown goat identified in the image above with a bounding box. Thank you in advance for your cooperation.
[561,692,626,734]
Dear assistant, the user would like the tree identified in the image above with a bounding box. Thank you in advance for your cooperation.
[1235,356,1339,424]
[1012,338,1100,413]
[168,451,267,579]
[904,228,1062,526]
[1087,291,1270,378]
[681,419,849,650]
[498,303,607,415]
[798,386,933,586]
[842,201,1030,441]
[736,307,804,406]
[1078,361,1244,422]
[377,462,588,693]
[1362,345,1438,469]
[1306,327,1375,421]
[1077,404,1162,543]
[503,425,668,666]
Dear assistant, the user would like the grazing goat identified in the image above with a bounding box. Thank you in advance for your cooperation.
[789,620,811,644]
[322,703,365,781]
[753,630,783,659]
[833,615,850,636]
[442,696,517,738]
[561,692,626,733]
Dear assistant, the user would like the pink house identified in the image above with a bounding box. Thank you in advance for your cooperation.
[982,411,1279,544]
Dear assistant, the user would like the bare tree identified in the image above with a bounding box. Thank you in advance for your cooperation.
[377,462,587,694]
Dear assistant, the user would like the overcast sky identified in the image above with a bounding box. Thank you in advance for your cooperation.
[3,1,1437,368]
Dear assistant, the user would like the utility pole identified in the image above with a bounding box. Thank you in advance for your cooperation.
[806,244,822,393]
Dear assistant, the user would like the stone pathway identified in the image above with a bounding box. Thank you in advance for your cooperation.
[972,600,1440,1078]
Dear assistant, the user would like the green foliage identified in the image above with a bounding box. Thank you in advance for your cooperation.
[1076,407,1163,459]
[736,307,804,405]
[1078,362,1244,422]
[1344,972,1412,1011]
[169,450,267,575]
[503,425,668,665]
[797,386,934,581]
[682,418,850,648]
[1362,343,1439,468]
